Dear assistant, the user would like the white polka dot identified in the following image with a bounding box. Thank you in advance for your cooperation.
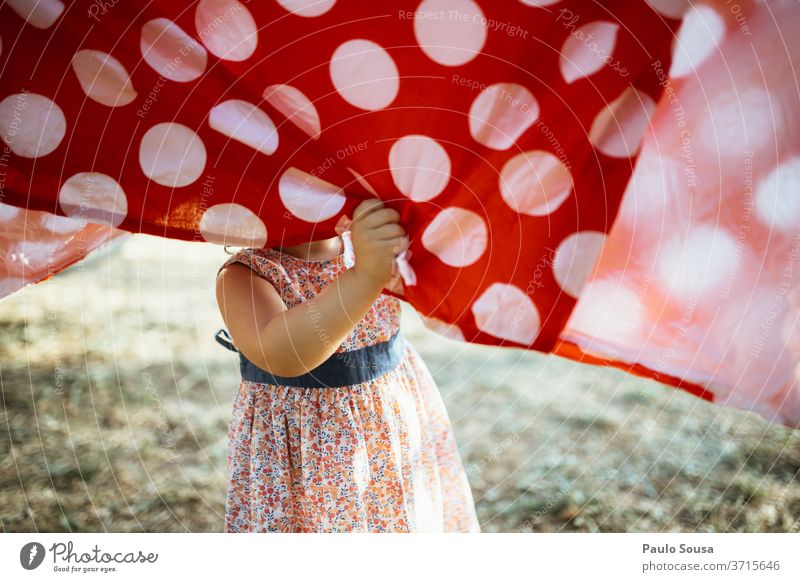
[139,123,207,187]
[346,168,378,195]
[414,0,487,67]
[11,241,62,270]
[783,288,800,350]
[646,0,689,19]
[275,0,336,17]
[59,173,128,227]
[518,0,560,6]
[0,277,27,297]
[699,88,775,156]
[669,5,725,78]
[278,167,346,222]
[499,150,573,216]
[755,157,800,232]
[0,203,20,222]
[589,87,656,158]
[41,212,83,234]
[330,39,399,111]
[421,316,465,342]
[567,278,643,344]
[422,207,488,267]
[656,225,739,300]
[472,283,540,345]
[140,18,207,82]
[553,231,606,299]
[195,0,258,62]
[0,93,66,158]
[263,84,321,140]
[389,135,451,201]
[560,21,620,84]
[6,0,64,29]
[199,203,267,247]
[71,50,137,107]
[468,83,539,150]
[209,99,278,156]
[617,148,678,225]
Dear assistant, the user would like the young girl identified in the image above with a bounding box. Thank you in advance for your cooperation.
[214,198,480,533]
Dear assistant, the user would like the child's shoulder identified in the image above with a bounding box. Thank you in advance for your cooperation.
[217,247,283,279]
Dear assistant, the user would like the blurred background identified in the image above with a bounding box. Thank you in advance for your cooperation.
[1,235,798,533]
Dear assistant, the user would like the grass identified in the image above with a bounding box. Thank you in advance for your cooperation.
[0,235,798,532]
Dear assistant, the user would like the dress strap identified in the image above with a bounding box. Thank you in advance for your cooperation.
[217,248,303,309]
[216,248,260,278]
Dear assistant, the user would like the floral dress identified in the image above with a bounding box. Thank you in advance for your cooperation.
[216,246,480,533]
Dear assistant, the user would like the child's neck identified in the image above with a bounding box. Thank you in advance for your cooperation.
[275,236,342,261]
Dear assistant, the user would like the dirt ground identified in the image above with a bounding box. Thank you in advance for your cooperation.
[1,235,798,532]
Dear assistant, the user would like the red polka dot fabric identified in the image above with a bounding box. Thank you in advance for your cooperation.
[3,0,799,426]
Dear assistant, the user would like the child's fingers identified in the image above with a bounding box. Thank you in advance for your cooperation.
[373,223,405,240]
[391,236,410,255]
[359,207,401,230]
[352,199,384,223]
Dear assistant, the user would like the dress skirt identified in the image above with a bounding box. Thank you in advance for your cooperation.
[224,340,481,532]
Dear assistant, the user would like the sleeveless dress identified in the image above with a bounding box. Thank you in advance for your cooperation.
[216,246,480,533]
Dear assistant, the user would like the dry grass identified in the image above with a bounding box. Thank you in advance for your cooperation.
[1,236,798,532]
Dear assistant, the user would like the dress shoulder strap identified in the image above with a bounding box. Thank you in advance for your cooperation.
[216,248,304,308]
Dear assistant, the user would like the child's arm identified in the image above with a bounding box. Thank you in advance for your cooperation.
[215,199,408,377]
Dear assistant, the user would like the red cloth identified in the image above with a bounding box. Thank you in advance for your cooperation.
[3,0,800,426]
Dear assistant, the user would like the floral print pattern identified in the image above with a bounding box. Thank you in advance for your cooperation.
[220,247,480,532]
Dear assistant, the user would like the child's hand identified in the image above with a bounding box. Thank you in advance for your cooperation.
[349,199,408,288]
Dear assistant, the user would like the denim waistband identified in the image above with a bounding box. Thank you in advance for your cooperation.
[214,328,405,388]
